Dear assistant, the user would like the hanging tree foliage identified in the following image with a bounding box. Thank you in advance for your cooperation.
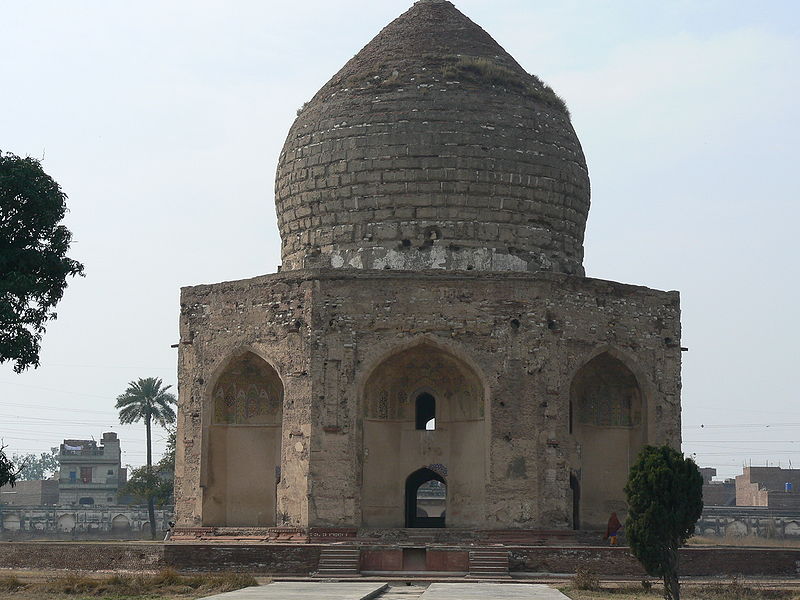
[0,446,20,488]
[0,151,84,372]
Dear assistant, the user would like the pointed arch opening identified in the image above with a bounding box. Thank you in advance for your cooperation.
[570,352,645,530]
[111,514,131,531]
[405,467,446,528]
[203,351,283,527]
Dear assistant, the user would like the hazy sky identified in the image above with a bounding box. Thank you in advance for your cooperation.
[1,0,798,480]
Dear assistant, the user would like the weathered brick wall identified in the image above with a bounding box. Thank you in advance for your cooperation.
[3,542,797,577]
[163,543,320,573]
[275,1,589,275]
[312,270,680,529]
[509,546,800,576]
[176,276,315,528]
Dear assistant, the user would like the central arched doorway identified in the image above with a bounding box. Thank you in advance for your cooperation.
[405,467,446,528]
[361,341,487,528]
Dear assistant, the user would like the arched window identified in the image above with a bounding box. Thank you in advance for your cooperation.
[415,393,436,430]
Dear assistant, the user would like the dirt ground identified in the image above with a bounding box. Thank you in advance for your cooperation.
[559,580,800,600]
[0,570,260,600]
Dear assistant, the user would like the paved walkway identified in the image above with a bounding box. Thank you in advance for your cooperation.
[200,582,570,599]
[202,582,388,600]
[420,583,569,599]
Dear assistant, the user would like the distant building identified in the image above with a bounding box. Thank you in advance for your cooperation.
[700,467,736,507]
[736,466,800,510]
[58,432,127,506]
[695,466,800,538]
[0,480,58,506]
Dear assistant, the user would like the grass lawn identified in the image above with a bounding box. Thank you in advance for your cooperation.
[0,570,258,599]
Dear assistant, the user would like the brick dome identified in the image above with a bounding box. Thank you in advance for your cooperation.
[275,0,590,275]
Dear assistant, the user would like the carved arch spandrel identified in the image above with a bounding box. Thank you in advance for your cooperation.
[204,348,285,426]
[565,345,659,441]
[572,353,642,428]
[363,345,483,422]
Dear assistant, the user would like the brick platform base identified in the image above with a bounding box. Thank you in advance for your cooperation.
[0,542,798,577]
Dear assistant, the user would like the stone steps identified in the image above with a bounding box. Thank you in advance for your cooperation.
[467,550,510,578]
[314,547,362,578]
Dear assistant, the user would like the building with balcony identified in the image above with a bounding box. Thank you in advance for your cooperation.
[58,432,127,506]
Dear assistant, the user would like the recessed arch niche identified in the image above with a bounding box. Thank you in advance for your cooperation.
[361,343,486,527]
[570,352,646,530]
[203,351,283,526]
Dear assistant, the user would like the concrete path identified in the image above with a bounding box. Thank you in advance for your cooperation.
[419,583,570,599]
[201,581,388,600]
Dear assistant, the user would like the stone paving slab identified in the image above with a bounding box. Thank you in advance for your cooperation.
[200,581,388,600]
[420,583,569,600]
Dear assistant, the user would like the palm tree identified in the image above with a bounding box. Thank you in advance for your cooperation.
[116,377,176,540]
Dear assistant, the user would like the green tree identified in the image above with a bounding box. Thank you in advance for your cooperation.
[157,425,176,487]
[116,377,176,539]
[120,426,177,508]
[0,151,84,372]
[119,465,173,508]
[0,445,20,488]
[12,448,59,480]
[624,445,703,600]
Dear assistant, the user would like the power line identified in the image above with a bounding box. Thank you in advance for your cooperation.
[38,363,173,370]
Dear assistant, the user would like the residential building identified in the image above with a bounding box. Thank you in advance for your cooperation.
[58,432,127,506]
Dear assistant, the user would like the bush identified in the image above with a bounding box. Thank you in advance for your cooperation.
[572,565,600,590]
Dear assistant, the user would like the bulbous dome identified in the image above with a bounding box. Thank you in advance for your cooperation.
[275,0,590,275]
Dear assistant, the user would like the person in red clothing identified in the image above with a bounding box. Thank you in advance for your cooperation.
[605,512,622,545]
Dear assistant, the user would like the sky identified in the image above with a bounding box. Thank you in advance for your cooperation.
[1,0,798,480]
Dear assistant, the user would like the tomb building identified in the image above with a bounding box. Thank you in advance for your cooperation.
[174,0,682,535]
